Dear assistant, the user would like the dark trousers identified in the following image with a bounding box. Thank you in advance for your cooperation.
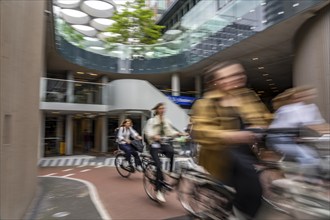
[150,144,174,191]
[119,144,141,166]
[227,145,262,218]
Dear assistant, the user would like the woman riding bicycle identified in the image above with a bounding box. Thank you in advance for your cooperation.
[144,102,183,203]
[117,119,143,172]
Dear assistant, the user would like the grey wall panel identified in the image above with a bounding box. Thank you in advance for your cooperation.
[0,0,45,219]
[108,79,189,131]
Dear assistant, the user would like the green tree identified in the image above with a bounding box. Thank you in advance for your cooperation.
[104,0,165,45]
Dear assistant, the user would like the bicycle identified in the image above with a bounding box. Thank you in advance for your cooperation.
[173,128,330,219]
[142,136,206,207]
[115,150,151,178]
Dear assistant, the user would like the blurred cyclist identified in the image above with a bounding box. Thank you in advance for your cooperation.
[191,60,270,219]
[144,102,182,203]
[267,86,327,173]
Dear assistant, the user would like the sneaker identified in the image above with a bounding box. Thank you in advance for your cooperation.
[136,165,143,172]
[156,191,166,203]
[122,160,130,168]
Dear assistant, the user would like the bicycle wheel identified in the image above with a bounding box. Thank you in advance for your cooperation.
[143,162,158,202]
[179,179,233,219]
[115,153,132,178]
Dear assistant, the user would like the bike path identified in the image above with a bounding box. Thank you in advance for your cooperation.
[36,166,191,219]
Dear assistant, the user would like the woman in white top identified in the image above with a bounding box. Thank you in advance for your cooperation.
[117,119,143,172]
[267,87,326,168]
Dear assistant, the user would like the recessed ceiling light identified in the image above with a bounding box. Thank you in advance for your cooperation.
[269,83,275,86]
[51,111,60,114]
[266,79,273,81]
[278,11,284,15]
[88,73,98,76]
[293,3,299,7]
[258,67,265,69]
[252,57,259,61]
[262,73,269,76]
[77,72,84,74]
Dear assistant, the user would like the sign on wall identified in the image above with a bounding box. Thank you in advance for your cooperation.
[167,95,197,106]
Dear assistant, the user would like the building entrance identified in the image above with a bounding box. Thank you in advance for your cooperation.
[73,117,95,155]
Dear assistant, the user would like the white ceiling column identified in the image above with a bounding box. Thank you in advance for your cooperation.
[171,73,180,96]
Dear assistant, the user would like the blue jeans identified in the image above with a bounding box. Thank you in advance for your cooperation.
[119,144,142,166]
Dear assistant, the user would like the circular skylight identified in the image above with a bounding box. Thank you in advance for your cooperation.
[90,18,115,31]
[61,9,90,24]
[56,0,81,8]
[81,0,114,17]
[72,25,97,36]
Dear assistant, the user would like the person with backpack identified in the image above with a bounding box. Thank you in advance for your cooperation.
[116,119,143,172]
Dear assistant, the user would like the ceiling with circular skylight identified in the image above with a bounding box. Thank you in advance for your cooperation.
[53,0,136,49]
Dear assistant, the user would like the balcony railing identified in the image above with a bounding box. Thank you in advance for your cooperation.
[41,78,106,105]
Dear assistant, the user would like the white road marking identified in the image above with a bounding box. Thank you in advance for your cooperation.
[63,173,75,177]
[44,173,57,176]
[63,169,73,172]
[80,169,91,173]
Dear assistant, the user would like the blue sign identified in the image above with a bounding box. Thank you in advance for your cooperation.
[167,95,197,106]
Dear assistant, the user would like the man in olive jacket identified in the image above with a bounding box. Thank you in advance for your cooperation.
[191,60,270,219]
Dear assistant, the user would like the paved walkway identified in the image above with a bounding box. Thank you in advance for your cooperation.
[33,166,191,220]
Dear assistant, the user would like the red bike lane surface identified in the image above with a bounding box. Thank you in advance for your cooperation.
[39,166,188,219]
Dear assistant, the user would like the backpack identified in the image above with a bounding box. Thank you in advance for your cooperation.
[114,127,121,143]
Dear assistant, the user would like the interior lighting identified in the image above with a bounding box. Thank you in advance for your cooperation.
[61,9,88,18]
[269,83,275,86]
[262,20,267,24]
[293,3,300,7]
[262,73,269,76]
[237,33,243,36]
[261,2,266,6]
[250,26,256,30]
[237,17,242,20]
[88,73,98,76]
[52,111,60,114]
[258,67,264,70]
[252,57,259,60]
[278,11,284,15]
[266,79,273,81]
[249,9,255,13]
[84,0,113,11]
[77,72,84,74]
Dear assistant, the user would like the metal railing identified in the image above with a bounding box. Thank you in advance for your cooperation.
[53,0,324,74]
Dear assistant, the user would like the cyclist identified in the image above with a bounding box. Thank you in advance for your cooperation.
[117,119,143,172]
[144,102,183,203]
[191,60,271,219]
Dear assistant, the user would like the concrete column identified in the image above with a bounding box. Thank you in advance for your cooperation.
[102,75,108,105]
[101,115,108,153]
[195,75,202,98]
[65,115,73,155]
[39,113,45,159]
[119,113,126,126]
[67,72,74,103]
[171,73,180,96]
[56,116,63,154]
